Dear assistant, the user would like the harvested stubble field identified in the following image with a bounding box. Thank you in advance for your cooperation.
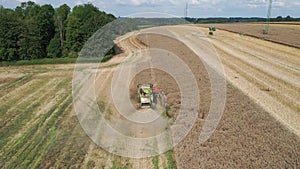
[137,25,300,168]
[0,37,178,168]
[0,24,300,168]
[197,22,300,48]
[0,64,92,168]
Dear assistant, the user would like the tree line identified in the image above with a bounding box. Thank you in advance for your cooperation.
[0,1,115,61]
[187,16,300,24]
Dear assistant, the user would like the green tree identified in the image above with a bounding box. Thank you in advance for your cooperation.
[55,4,71,54]
[285,15,292,21]
[64,4,115,57]
[47,4,70,58]
[38,4,55,57]
[64,14,82,57]
[47,34,61,58]
[18,19,43,60]
[276,16,283,21]
[15,2,55,59]
[0,8,22,61]
[0,2,115,61]
[15,2,43,59]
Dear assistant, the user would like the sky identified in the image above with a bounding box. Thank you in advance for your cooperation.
[1,0,300,18]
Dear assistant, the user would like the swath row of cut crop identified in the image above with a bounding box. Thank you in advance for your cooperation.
[0,74,32,97]
[38,71,96,168]
[1,77,70,150]
[0,78,45,116]
[0,78,62,149]
[2,77,71,167]
[1,86,72,168]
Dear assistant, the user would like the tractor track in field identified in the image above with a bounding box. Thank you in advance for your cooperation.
[80,67,118,169]
[212,42,300,97]
[81,32,173,169]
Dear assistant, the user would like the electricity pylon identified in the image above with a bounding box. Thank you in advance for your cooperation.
[264,0,273,34]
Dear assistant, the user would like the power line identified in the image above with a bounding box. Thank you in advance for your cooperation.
[184,2,188,18]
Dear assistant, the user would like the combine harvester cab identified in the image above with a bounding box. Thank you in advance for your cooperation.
[137,84,153,108]
[137,84,166,110]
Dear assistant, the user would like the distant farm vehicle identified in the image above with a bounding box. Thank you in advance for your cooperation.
[209,26,216,35]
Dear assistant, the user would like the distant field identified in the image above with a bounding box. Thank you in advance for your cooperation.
[197,22,300,48]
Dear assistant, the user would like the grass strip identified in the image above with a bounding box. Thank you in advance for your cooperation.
[0,55,114,67]
[165,150,176,169]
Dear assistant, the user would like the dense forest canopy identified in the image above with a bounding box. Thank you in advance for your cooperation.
[0,1,116,61]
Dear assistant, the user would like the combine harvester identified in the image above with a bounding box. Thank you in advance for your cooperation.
[137,84,166,110]
[209,26,216,35]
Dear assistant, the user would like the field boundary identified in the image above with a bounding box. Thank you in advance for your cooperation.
[0,55,114,67]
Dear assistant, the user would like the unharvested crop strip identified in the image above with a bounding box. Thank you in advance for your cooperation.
[165,150,177,169]
[0,82,69,150]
